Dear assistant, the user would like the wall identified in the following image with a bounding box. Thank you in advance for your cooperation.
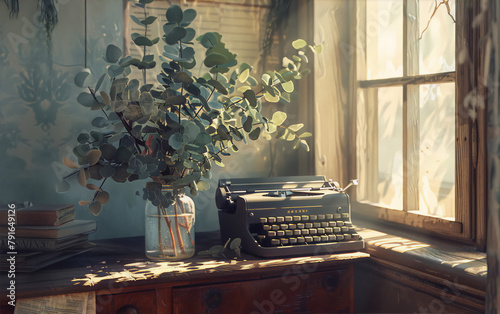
[0,0,309,239]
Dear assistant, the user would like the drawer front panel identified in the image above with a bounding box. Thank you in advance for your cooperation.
[172,268,352,314]
[97,290,156,314]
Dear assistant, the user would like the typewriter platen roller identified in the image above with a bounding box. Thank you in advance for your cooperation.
[216,176,364,258]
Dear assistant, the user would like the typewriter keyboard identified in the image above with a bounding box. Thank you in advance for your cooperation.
[250,213,361,247]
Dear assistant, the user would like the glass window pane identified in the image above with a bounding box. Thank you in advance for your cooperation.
[417,83,455,219]
[365,0,403,79]
[357,87,403,210]
[418,0,456,75]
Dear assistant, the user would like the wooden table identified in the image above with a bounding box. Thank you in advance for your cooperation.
[0,232,369,314]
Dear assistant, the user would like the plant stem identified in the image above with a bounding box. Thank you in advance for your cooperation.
[173,197,185,253]
[160,203,177,257]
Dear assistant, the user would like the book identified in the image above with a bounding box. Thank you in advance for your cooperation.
[0,204,75,226]
[0,233,89,251]
[0,220,97,239]
[0,242,95,272]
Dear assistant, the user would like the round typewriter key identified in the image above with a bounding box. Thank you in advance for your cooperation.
[263,224,271,231]
[318,214,326,220]
[285,230,293,236]
[284,216,293,222]
[267,231,276,237]
[293,216,301,221]
[325,227,333,234]
[280,224,289,230]
[301,229,310,235]
[326,214,334,220]
[313,222,321,228]
[288,223,297,229]
[304,236,313,243]
[317,228,325,234]
[341,226,349,233]
[321,221,329,227]
[280,238,289,245]
[276,216,284,223]
[352,234,360,240]
[336,221,345,227]
[328,234,337,241]
[277,230,285,237]
[313,236,321,242]
[320,235,329,242]
[344,234,352,240]
[333,227,341,233]
[333,214,341,219]
[271,239,280,246]
[272,224,280,230]
[297,223,305,229]
[293,229,301,236]
[259,217,268,223]
[301,215,310,221]
[336,234,345,241]
[268,217,277,223]
[341,213,350,219]
[349,226,356,232]
[289,237,298,244]
[329,221,337,227]
[297,237,306,244]
[310,215,318,220]
[305,223,313,228]
[309,228,318,235]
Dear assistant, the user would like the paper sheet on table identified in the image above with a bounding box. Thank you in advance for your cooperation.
[14,291,95,314]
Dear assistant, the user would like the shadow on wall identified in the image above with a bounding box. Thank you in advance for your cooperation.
[0,0,303,239]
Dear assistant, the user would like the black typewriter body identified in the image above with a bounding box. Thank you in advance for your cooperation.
[216,176,365,258]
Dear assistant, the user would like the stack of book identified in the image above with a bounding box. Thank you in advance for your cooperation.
[0,204,97,272]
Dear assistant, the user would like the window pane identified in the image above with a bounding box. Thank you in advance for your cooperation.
[418,0,456,75]
[417,83,455,219]
[357,87,403,210]
[365,0,403,79]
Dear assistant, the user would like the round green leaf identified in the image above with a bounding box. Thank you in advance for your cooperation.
[271,111,287,126]
[99,143,117,160]
[180,8,197,26]
[166,5,183,24]
[169,133,183,150]
[74,70,94,88]
[165,26,187,45]
[141,16,157,25]
[77,92,98,108]
[248,127,261,140]
[95,190,110,205]
[105,44,122,63]
[281,80,294,93]
[292,39,307,49]
[174,71,194,84]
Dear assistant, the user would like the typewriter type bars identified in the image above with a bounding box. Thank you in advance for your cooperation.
[216,176,365,258]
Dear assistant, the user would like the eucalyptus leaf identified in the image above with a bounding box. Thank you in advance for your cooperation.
[271,111,287,125]
[248,127,261,140]
[105,44,122,63]
[88,201,102,216]
[166,4,183,24]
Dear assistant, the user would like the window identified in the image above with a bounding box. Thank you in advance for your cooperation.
[313,0,486,247]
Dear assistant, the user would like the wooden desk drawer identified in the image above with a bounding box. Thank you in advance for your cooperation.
[172,268,353,314]
[97,290,156,314]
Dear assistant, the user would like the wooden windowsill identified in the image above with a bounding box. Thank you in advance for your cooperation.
[356,223,487,294]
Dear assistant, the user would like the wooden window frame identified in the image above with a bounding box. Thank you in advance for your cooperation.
[347,0,487,249]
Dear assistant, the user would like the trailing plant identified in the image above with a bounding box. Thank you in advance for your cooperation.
[57,0,319,215]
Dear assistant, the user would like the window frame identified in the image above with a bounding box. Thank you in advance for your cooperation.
[345,0,487,248]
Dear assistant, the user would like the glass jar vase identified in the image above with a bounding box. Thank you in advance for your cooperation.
[145,187,195,261]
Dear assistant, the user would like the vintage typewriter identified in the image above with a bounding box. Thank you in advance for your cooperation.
[216,175,364,258]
